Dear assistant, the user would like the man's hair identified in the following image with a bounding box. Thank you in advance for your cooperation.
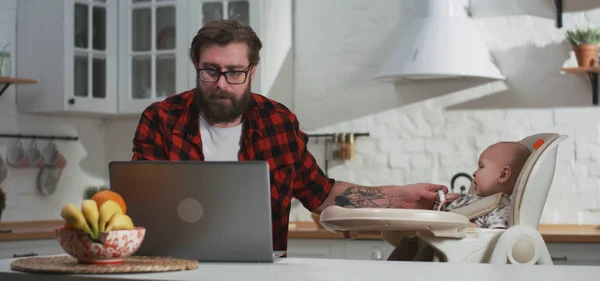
[189,20,262,67]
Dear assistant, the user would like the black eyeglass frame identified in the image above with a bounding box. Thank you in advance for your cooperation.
[196,65,253,85]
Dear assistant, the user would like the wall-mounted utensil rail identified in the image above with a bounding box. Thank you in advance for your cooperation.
[307,133,370,139]
[307,132,370,176]
[0,134,79,141]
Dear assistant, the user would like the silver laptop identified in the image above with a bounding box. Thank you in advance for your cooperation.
[108,161,284,262]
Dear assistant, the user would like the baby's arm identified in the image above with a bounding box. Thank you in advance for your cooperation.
[442,195,471,211]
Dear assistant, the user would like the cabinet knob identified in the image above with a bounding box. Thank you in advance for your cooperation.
[68,98,75,105]
[13,252,38,258]
[551,256,567,261]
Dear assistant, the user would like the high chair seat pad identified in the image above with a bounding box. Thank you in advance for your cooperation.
[448,192,504,220]
[319,206,470,237]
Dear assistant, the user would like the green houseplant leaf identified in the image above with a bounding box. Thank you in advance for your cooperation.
[565,27,600,45]
[83,185,110,200]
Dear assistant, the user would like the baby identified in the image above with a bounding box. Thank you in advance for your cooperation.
[387,141,531,261]
[442,141,532,229]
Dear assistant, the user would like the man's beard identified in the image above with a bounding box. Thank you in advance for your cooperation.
[195,82,251,124]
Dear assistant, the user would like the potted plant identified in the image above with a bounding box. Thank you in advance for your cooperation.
[83,185,110,200]
[565,27,600,67]
[0,187,6,221]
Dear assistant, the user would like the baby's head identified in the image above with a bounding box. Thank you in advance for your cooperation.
[472,141,531,197]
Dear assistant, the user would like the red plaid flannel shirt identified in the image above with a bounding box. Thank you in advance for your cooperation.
[131,89,335,251]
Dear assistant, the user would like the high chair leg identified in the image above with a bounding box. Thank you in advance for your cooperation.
[488,225,553,265]
[381,231,417,247]
[342,230,359,239]
[386,236,420,261]
[419,229,505,263]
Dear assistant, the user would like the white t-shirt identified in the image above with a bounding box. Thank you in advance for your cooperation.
[198,115,243,161]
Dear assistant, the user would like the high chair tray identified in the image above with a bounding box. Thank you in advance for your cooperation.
[319,206,470,233]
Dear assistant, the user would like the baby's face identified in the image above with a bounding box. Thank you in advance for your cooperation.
[472,146,505,197]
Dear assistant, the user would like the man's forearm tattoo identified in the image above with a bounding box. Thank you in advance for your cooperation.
[334,185,392,208]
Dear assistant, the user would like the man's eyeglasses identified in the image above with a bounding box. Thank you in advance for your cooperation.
[196,65,252,84]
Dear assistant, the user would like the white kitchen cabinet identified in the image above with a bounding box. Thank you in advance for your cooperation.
[343,240,395,261]
[15,0,265,117]
[287,239,345,259]
[15,0,277,117]
[16,0,119,116]
[187,0,263,95]
[288,238,600,266]
[0,239,65,260]
[118,0,263,115]
[117,0,191,115]
[547,242,600,266]
[287,239,393,261]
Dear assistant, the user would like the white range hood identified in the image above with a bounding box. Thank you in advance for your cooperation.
[374,0,505,81]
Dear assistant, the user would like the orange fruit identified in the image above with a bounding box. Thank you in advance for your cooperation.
[91,190,127,214]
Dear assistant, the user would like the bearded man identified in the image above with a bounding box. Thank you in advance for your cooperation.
[131,19,451,253]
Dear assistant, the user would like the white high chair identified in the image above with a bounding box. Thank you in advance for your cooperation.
[319,133,568,264]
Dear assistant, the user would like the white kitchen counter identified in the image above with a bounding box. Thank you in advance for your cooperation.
[1,256,600,281]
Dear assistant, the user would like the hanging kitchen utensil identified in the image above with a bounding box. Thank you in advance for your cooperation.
[339,133,347,160]
[0,153,7,184]
[37,166,63,196]
[332,133,340,160]
[450,172,473,197]
[347,133,355,160]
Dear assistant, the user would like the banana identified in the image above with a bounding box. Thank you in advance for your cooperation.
[60,203,94,237]
[81,200,99,240]
[97,200,123,233]
[104,213,135,232]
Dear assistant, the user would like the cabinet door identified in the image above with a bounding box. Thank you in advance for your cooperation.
[16,0,118,115]
[187,0,262,94]
[546,243,600,266]
[344,240,395,261]
[118,0,190,115]
[287,239,345,259]
[0,239,65,259]
[66,0,119,114]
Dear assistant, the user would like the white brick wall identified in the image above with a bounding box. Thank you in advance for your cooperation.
[291,0,600,224]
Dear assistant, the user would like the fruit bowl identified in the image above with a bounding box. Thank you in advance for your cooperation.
[56,226,145,265]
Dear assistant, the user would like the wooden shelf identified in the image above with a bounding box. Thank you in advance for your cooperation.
[0,77,38,98]
[561,67,600,105]
[562,67,600,74]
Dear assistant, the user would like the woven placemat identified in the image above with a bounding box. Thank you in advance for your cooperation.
[10,256,198,274]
